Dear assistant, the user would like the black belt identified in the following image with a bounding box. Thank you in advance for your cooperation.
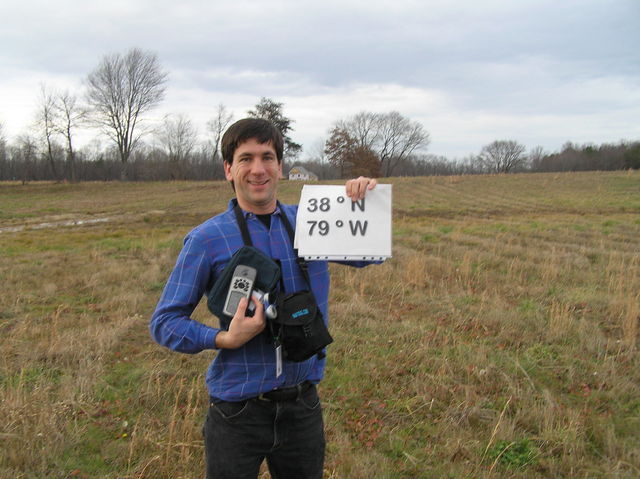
[257,381,313,402]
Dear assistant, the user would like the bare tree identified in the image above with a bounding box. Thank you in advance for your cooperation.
[325,126,380,178]
[206,103,233,163]
[350,145,381,177]
[477,140,527,173]
[325,126,355,178]
[86,48,168,179]
[156,114,198,180]
[306,138,327,165]
[0,121,6,179]
[528,145,547,172]
[339,111,379,150]
[328,111,429,177]
[624,143,640,170]
[13,134,39,184]
[35,84,61,181]
[376,112,429,176]
[55,90,86,182]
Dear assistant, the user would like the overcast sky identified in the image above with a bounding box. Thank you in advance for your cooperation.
[1,0,638,159]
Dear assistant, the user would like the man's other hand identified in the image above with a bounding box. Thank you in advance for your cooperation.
[345,176,377,201]
[215,297,266,349]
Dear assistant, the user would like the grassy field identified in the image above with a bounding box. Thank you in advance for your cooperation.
[1,171,639,478]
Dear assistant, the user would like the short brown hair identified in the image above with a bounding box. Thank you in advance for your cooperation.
[221,118,284,164]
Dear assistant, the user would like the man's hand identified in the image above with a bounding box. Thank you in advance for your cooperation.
[345,176,377,201]
[215,297,266,349]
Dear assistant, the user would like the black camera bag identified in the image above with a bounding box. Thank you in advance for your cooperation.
[206,244,281,323]
[273,290,333,362]
[274,204,333,361]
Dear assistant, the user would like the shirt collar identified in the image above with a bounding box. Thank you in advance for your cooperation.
[228,198,282,218]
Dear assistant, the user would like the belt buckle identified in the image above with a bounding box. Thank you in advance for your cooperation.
[257,383,306,402]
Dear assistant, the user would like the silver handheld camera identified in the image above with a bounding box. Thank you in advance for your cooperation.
[248,288,278,319]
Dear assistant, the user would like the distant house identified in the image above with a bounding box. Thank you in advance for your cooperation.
[288,165,318,181]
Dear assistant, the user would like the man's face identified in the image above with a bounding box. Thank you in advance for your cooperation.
[224,138,283,214]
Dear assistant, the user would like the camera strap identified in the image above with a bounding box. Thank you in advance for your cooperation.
[232,199,254,247]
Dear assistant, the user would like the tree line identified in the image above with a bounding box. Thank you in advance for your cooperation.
[0,47,638,183]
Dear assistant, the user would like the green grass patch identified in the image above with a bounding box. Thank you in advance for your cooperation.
[421,233,438,243]
[98,360,147,402]
[486,438,539,469]
[57,421,117,475]
[0,366,63,390]
[517,298,538,314]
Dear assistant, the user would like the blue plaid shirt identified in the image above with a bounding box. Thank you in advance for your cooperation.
[150,199,375,401]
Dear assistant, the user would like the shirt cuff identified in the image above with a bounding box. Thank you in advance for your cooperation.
[199,325,221,351]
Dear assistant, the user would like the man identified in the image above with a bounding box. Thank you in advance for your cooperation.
[150,118,379,478]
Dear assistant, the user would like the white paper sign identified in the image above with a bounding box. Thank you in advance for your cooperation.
[294,184,392,260]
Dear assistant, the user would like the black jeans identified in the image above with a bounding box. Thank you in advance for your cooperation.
[203,384,325,479]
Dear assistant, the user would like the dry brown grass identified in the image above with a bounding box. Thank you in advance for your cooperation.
[1,171,639,477]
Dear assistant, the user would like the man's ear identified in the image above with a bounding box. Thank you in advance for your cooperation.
[224,161,233,181]
[223,161,236,191]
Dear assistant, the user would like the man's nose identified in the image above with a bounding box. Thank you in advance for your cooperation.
[250,158,267,174]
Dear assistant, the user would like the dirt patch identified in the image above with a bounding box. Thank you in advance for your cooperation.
[0,211,167,234]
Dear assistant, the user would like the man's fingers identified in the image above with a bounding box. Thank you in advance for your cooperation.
[347,176,376,200]
[224,296,266,349]
[233,297,249,319]
[248,297,266,332]
[251,296,264,314]
[233,296,266,322]
[345,179,355,199]
[346,176,363,199]
[353,179,365,199]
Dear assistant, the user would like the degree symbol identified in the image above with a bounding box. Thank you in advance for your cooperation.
[336,220,344,228]
[337,196,345,203]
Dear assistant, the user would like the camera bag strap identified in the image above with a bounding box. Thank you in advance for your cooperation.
[277,206,332,360]
[276,204,315,299]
